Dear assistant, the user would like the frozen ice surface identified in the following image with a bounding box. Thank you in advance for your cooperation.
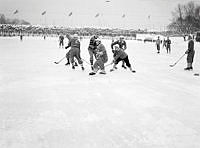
[0,36,200,148]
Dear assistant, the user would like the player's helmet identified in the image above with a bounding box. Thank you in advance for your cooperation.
[95,37,101,44]
[119,35,124,39]
[94,35,99,39]
[73,34,78,39]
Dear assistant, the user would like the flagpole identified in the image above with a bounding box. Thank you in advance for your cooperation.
[95,13,101,28]
[122,14,125,29]
[41,11,47,27]
[148,15,151,32]
[45,15,46,27]
[68,12,73,28]
[13,10,20,36]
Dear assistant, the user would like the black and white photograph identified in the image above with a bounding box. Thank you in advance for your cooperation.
[0,0,200,147]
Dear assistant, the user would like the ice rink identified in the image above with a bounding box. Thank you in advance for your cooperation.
[0,36,200,148]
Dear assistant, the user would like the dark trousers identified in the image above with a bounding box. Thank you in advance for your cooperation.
[59,41,64,47]
[115,56,131,68]
[70,48,83,64]
[88,48,96,65]
[187,51,195,63]
[157,44,160,52]
[166,45,171,53]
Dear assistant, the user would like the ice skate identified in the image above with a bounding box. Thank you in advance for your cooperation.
[65,62,70,66]
[184,67,192,71]
[110,68,114,72]
[132,70,136,73]
[99,70,106,74]
[89,71,96,75]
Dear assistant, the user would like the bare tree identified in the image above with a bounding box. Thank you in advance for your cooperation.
[168,1,200,34]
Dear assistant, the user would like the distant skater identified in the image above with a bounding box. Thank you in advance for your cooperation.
[155,36,161,54]
[20,34,23,41]
[165,36,171,54]
[163,38,166,49]
[59,34,64,48]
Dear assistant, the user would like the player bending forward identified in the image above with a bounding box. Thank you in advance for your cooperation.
[111,36,127,69]
[65,34,78,66]
[110,46,136,73]
[65,34,84,70]
[89,38,108,75]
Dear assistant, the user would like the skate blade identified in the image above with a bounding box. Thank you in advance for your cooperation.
[99,72,106,74]
[89,72,96,75]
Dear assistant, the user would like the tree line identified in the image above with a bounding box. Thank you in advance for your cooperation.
[168,1,200,34]
[0,14,30,25]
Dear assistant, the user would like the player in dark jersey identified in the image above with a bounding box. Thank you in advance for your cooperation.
[165,36,171,54]
[88,35,98,70]
[184,35,195,71]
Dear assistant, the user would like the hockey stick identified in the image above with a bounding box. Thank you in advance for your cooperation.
[169,53,186,67]
[82,58,90,65]
[105,62,113,67]
[54,56,66,64]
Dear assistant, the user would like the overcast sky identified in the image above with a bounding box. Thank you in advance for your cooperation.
[0,0,199,30]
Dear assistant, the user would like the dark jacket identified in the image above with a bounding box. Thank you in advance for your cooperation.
[88,36,97,50]
[113,49,128,61]
[111,40,127,50]
[188,39,194,53]
[65,38,80,49]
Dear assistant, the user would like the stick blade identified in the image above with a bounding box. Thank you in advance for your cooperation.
[194,73,200,76]
[54,62,59,64]
[169,64,174,67]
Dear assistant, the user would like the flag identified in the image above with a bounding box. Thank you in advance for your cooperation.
[41,11,46,15]
[122,14,125,18]
[68,12,72,17]
[95,13,99,18]
[13,10,18,14]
